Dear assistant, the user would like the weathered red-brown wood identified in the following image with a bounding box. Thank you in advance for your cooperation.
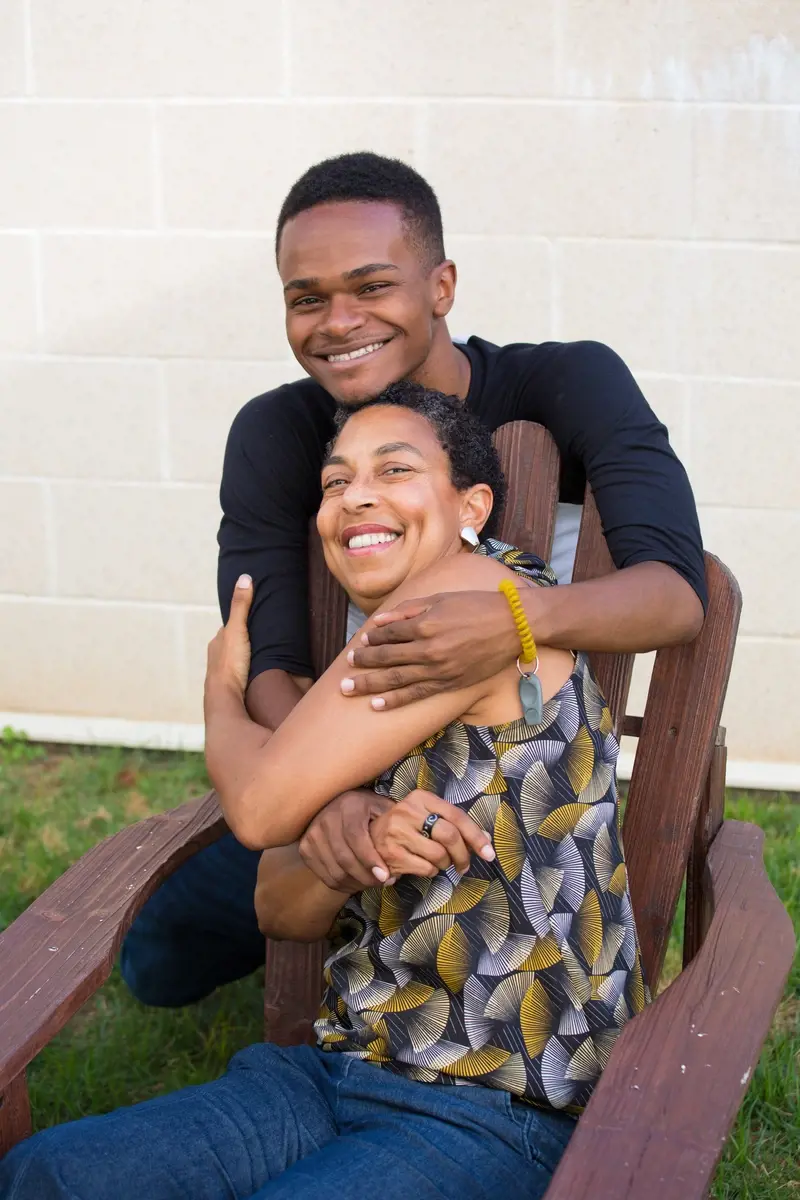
[0,1073,31,1158]
[684,731,728,968]
[492,422,560,557]
[544,820,796,1200]
[308,515,348,671]
[621,556,741,992]
[0,791,225,1096]
[264,941,327,1047]
[571,487,635,736]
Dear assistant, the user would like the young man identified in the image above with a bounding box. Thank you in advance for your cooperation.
[121,152,705,1008]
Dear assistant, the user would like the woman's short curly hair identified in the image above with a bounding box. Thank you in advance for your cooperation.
[333,381,506,540]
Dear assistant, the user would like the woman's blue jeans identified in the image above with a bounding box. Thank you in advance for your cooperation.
[0,1044,576,1199]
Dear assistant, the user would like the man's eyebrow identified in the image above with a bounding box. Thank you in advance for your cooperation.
[343,263,399,281]
[322,453,347,468]
[284,263,399,293]
[283,276,320,294]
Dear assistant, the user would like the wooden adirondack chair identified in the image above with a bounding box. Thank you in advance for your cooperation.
[0,424,794,1199]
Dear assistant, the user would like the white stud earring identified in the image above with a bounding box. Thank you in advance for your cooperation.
[460,526,480,548]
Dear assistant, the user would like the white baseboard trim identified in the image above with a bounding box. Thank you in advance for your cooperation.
[0,711,205,753]
[2,711,799,794]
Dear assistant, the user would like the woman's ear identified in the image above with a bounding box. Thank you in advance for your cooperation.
[459,484,494,536]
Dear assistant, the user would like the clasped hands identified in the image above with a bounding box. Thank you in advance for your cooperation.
[299,787,495,893]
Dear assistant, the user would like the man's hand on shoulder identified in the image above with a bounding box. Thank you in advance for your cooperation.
[341,590,518,711]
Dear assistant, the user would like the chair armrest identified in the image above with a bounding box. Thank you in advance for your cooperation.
[545,819,795,1200]
[0,791,225,1091]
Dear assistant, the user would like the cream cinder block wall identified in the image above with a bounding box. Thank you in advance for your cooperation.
[1,0,799,784]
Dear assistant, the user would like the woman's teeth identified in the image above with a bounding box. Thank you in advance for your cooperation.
[327,342,385,363]
[347,531,399,550]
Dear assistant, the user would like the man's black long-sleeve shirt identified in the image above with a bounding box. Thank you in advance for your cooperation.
[218,337,706,683]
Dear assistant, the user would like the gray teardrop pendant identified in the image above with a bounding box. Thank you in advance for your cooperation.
[519,673,543,726]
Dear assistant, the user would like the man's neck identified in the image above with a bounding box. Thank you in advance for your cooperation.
[411,330,472,401]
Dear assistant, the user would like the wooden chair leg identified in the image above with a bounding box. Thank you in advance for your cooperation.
[0,1071,32,1158]
[683,728,727,968]
[263,939,327,1047]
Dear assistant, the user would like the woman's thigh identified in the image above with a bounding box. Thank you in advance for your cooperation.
[255,1061,576,1200]
[0,1044,337,1200]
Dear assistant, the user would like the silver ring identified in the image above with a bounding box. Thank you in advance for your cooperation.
[420,813,440,839]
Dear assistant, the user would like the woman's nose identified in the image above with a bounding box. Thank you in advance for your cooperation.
[342,481,378,510]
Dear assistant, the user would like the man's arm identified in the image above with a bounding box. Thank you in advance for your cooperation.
[217,385,335,725]
[245,669,311,730]
[255,843,353,941]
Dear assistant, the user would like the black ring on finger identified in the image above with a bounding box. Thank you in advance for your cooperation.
[420,813,440,839]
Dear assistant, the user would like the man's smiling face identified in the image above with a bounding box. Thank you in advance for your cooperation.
[277,200,453,407]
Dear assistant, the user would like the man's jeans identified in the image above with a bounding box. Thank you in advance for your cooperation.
[120,832,265,1006]
[0,1045,576,1200]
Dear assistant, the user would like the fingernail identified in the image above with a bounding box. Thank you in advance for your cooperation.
[340,678,355,694]
[347,650,355,666]
[372,866,388,883]
[236,574,252,588]
[386,877,397,887]
[480,844,496,861]
[360,633,370,645]
[371,697,386,710]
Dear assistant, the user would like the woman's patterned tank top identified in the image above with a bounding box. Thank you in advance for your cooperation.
[315,540,649,1112]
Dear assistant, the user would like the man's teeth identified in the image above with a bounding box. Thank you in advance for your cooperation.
[327,342,385,363]
[348,531,399,550]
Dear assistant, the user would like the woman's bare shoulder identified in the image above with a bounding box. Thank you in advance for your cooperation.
[387,550,513,606]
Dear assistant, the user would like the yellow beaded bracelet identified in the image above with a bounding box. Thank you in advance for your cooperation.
[498,578,537,665]
[498,578,544,725]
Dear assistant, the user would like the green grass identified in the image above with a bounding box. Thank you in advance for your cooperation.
[0,728,797,1194]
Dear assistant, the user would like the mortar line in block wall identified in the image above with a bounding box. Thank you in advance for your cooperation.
[1,96,799,110]
[3,229,799,253]
[0,353,297,368]
[0,359,798,390]
[0,471,221,490]
[0,594,218,613]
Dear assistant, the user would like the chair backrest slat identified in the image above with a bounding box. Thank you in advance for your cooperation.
[623,555,741,987]
[493,422,560,557]
[571,489,636,736]
[308,521,348,677]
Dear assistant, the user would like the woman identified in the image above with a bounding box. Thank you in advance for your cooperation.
[0,383,646,1200]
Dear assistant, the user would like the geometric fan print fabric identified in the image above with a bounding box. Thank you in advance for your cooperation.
[315,542,649,1113]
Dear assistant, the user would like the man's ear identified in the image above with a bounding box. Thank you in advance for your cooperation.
[431,260,457,319]
[459,484,494,536]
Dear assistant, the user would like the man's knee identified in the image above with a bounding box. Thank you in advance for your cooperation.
[119,927,209,1008]
[0,1130,76,1200]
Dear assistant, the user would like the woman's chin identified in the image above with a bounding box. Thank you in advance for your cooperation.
[342,565,408,610]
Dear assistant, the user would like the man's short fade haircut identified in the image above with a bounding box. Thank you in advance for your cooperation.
[276,151,446,269]
[331,381,506,540]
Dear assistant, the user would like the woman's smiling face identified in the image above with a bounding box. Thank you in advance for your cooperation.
[317,405,489,613]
